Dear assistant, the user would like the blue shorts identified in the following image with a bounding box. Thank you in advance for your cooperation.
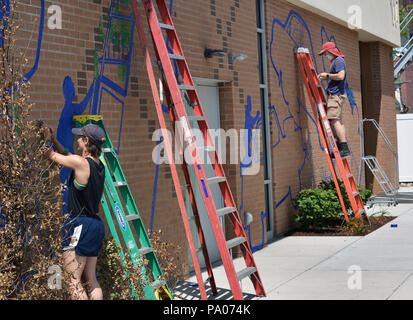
[62,214,105,257]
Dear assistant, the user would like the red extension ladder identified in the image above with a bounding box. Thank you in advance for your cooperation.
[295,47,370,226]
[131,0,266,300]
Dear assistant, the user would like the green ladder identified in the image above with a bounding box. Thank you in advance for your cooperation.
[73,115,173,300]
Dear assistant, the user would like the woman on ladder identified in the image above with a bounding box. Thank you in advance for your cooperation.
[46,123,106,300]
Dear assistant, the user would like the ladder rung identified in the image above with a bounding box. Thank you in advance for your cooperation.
[237,267,256,281]
[126,214,140,222]
[139,247,153,255]
[113,181,127,187]
[188,116,204,122]
[169,53,184,60]
[227,237,246,250]
[199,146,215,152]
[178,85,195,91]
[159,22,174,30]
[151,280,165,290]
[103,148,114,153]
[217,207,236,217]
[207,176,226,184]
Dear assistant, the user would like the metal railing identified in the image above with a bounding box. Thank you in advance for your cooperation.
[358,118,399,195]
[400,8,413,35]
[394,9,413,78]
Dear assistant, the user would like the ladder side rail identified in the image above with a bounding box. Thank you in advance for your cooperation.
[101,193,126,261]
[101,193,142,298]
[154,0,196,90]
[99,127,156,253]
[131,0,208,300]
[342,159,367,218]
[102,165,156,297]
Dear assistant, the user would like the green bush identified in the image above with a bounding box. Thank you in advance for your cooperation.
[293,188,342,229]
[318,180,373,211]
[294,180,373,230]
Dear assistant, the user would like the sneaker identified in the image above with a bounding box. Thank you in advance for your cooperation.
[338,142,351,158]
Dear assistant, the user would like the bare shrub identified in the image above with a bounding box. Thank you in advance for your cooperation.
[0,1,70,299]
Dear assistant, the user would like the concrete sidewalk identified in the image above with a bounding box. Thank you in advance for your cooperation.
[174,188,413,300]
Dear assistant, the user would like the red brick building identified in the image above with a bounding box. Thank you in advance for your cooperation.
[9,0,400,273]
[400,0,413,113]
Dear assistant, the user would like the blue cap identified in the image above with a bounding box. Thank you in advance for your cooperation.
[72,124,106,146]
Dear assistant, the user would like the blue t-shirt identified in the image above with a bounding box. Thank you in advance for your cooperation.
[327,57,346,96]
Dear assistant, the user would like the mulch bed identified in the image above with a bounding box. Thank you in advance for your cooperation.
[287,216,397,237]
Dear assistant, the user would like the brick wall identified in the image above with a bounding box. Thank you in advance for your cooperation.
[265,0,364,235]
[360,42,399,193]
[8,0,397,274]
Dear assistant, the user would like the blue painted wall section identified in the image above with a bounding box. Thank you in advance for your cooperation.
[56,0,135,215]
[240,95,266,253]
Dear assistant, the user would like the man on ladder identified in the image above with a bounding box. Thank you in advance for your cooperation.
[317,41,351,158]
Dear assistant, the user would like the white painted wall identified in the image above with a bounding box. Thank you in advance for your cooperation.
[397,114,413,182]
[286,0,401,47]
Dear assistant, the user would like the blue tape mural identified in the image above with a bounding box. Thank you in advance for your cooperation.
[0,0,44,99]
[1,1,364,252]
[268,9,361,212]
[56,0,135,215]
[239,95,266,252]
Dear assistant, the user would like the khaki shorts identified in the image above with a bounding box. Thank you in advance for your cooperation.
[327,94,347,121]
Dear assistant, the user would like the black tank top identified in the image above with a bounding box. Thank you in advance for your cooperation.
[67,157,105,217]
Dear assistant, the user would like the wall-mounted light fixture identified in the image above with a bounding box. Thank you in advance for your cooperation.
[204,48,226,59]
[204,48,249,64]
[244,211,253,226]
[229,53,248,63]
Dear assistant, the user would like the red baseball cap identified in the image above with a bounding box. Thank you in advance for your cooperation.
[319,42,345,58]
